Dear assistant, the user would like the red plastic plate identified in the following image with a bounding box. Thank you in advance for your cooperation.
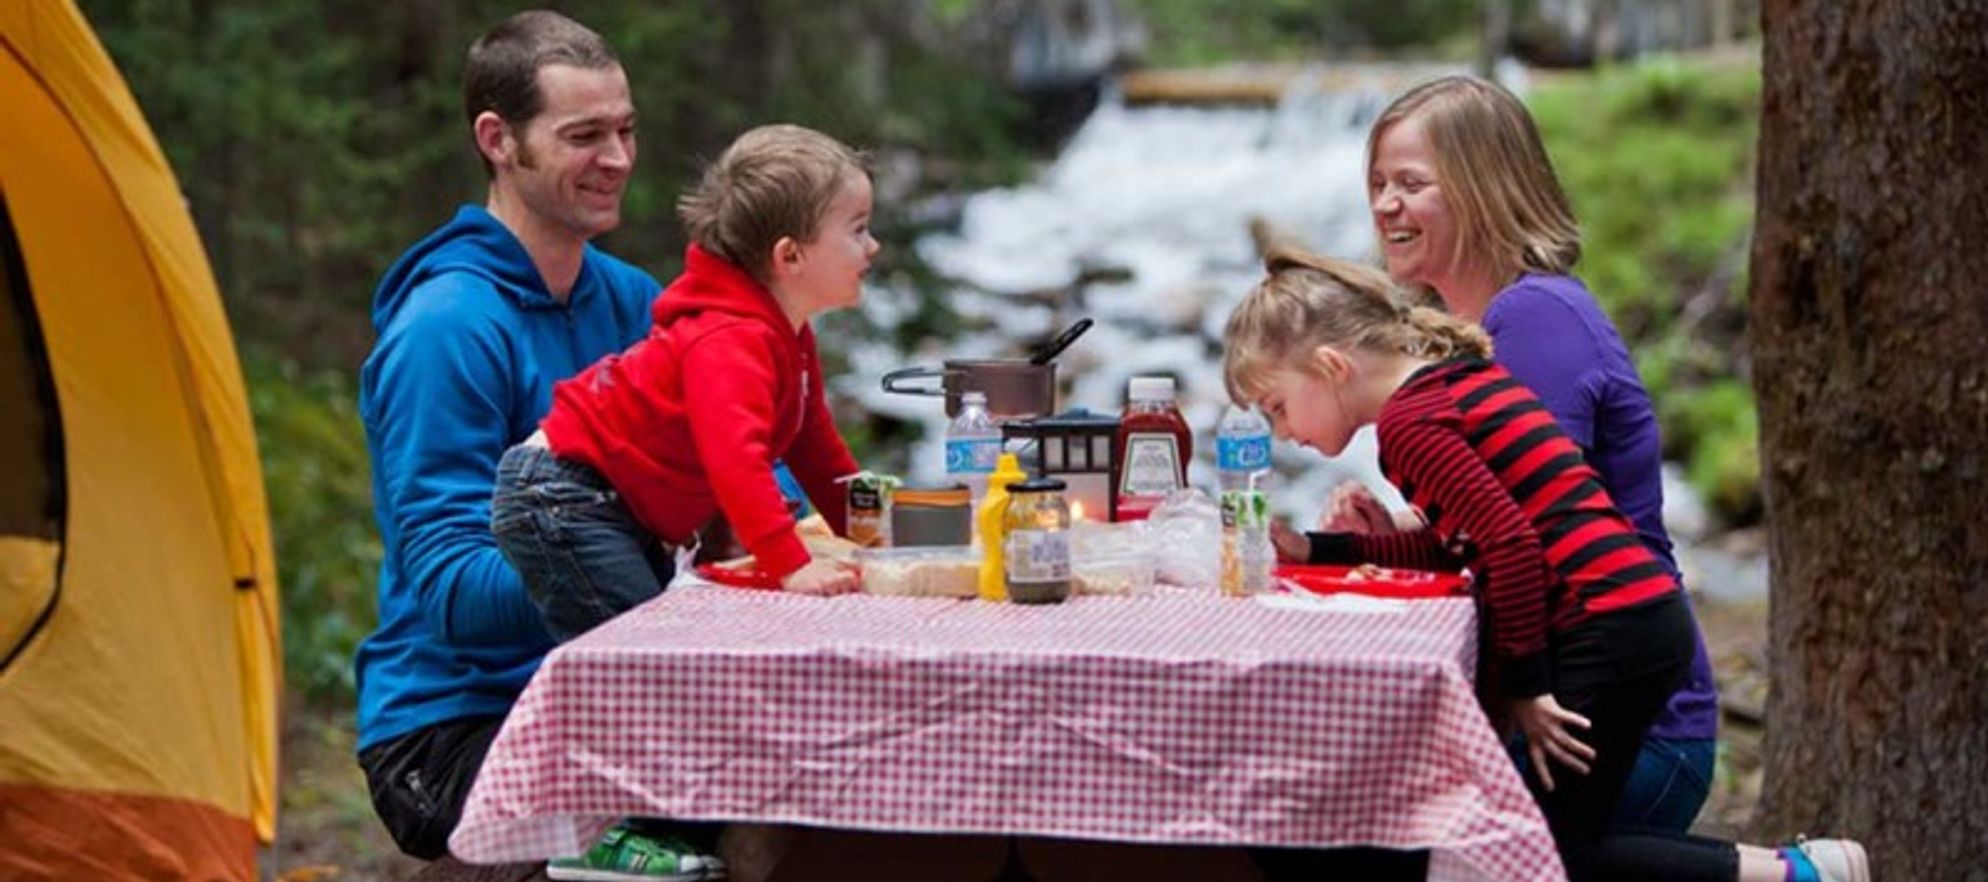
[1274,564,1470,599]
[694,563,783,590]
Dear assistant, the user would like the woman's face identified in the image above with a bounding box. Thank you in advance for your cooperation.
[1369,115,1464,296]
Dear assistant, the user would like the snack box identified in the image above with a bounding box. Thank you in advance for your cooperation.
[1274,564,1470,599]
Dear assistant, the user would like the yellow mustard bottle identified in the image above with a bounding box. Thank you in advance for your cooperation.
[977,452,1028,602]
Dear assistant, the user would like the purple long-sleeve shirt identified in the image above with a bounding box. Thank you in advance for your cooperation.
[1482,273,1719,742]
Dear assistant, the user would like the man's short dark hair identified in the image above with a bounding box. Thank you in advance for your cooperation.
[463,10,620,175]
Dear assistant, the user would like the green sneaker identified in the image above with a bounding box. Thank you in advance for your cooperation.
[546,823,726,882]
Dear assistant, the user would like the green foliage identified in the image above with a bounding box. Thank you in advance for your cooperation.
[1671,380,1761,522]
[84,0,1029,369]
[245,350,378,702]
[1530,57,1763,523]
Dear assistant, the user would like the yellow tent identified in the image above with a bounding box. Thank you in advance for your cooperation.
[0,3,280,880]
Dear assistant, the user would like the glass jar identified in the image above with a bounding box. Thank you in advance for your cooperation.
[890,484,973,547]
[1002,477,1072,604]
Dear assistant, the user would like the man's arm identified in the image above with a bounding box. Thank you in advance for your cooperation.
[367,296,548,648]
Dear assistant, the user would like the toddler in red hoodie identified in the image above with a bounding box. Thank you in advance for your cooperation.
[492,123,876,643]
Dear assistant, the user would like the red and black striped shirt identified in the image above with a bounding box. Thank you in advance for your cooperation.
[1311,358,1678,697]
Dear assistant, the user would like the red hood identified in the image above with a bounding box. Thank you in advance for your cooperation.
[655,244,795,336]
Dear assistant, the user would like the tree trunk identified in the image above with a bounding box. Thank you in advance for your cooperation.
[1750,2,1988,879]
[1711,0,1735,46]
[1478,0,1511,79]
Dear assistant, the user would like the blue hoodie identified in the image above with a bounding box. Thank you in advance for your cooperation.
[354,206,657,750]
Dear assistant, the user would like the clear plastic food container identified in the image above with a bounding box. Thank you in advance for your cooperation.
[1072,552,1156,596]
[856,545,980,598]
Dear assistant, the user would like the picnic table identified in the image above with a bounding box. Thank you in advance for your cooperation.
[450,584,1565,882]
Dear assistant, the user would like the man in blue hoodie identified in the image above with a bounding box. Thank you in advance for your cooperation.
[353,10,660,864]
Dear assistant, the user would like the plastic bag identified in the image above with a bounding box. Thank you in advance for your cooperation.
[1145,487,1221,589]
[1070,519,1156,595]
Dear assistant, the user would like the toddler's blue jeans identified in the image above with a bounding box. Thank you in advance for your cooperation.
[492,444,676,642]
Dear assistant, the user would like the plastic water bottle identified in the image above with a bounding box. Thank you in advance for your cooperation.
[945,391,1002,508]
[1216,403,1273,492]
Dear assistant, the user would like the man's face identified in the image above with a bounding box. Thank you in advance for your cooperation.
[501,63,636,241]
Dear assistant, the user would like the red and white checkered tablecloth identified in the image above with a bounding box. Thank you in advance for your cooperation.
[451,585,1564,882]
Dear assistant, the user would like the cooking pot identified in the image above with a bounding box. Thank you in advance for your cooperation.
[880,318,1091,420]
[880,359,1056,420]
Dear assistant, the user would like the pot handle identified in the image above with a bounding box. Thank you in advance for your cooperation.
[880,365,953,397]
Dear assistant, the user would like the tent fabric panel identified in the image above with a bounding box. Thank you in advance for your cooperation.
[0,3,280,840]
[0,191,61,542]
[0,782,256,882]
[0,537,57,667]
[0,32,250,820]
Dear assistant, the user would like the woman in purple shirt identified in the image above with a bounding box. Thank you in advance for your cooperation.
[1360,75,1721,833]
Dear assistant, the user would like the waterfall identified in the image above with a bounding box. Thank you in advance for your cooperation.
[848,66,1451,526]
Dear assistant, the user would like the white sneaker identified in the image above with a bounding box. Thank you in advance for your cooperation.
[1796,837,1870,882]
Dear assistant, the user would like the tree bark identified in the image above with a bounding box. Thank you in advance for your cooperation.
[1478,0,1511,79]
[1750,2,1988,878]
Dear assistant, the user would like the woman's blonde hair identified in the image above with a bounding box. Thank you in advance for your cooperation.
[678,124,869,280]
[1367,75,1581,285]
[1223,247,1493,404]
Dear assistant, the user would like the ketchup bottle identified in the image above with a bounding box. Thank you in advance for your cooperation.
[1113,376,1190,521]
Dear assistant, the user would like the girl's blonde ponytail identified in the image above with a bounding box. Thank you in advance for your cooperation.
[1402,305,1492,360]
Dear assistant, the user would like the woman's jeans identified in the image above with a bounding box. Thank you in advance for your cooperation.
[492,444,676,642]
[1619,737,1716,831]
[1515,735,1716,832]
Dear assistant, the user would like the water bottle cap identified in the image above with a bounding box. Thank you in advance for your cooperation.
[962,390,988,406]
[1127,376,1175,402]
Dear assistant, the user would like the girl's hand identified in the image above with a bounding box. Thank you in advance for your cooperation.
[1271,521,1310,563]
[782,558,860,595]
[1321,482,1398,534]
[1510,693,1595,791]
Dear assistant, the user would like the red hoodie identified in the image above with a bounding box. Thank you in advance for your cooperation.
[541,245,858,577]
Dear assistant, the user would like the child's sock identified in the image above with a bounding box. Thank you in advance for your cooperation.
[1779,846,1821,882]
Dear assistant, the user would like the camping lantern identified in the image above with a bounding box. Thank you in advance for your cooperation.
[1002,410,1118,521]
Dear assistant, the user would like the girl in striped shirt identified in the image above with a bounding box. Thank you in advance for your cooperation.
[1223,248,1869,882]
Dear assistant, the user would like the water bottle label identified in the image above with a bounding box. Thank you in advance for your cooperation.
[946,438,999,474]
[1217,435,1272,472]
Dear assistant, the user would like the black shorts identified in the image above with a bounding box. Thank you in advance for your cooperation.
[357,714,505,860]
